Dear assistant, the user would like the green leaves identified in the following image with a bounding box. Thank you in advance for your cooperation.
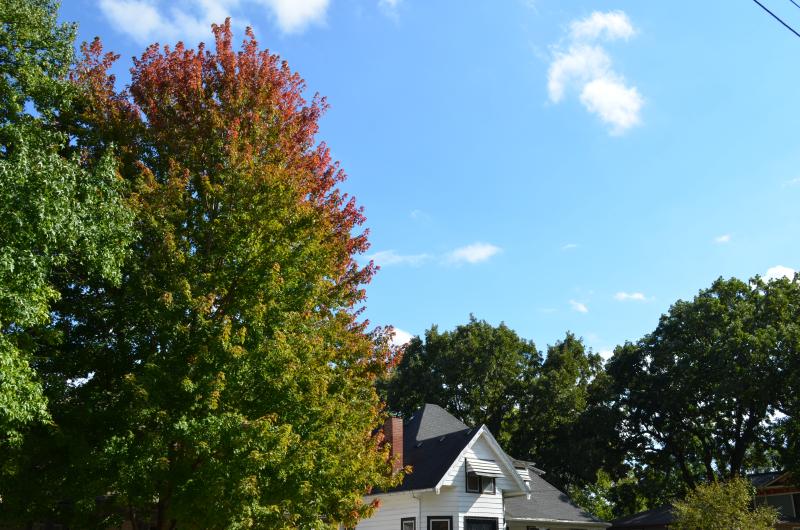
[382,319,612,491]
[0,17,397,529]
[673,478,777,530]
[382,316,541,441]
[0,0,134,445]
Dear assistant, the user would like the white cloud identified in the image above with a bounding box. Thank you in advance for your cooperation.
[560,243,579,251]
[99,0,243,44]
[764,265,796,282]
[366,242,502,267]
[548,44,611,103]
[260,0,329,33]
[446,243,502,264]
[570,10,635,42]
[98,0,179,43]
[783,177,800,187]
[98,0,328,44]
[391,327,413,346]
[614,291,647,302]
[579,77,643,135]
[547,11,643,134]
[379,0,400,9]
[714,234,732,244]
[368,250,430,267]
[598,349,614,360]
[569,300,589,313]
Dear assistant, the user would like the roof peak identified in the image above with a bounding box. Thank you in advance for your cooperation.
[404,403,471,443]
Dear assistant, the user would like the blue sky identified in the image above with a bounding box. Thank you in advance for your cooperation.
[60,0,800,357]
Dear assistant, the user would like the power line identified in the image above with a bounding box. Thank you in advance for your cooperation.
[752,0,800,38]
[789,0,800,11]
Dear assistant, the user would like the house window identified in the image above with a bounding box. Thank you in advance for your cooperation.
[427,516,452,530]
[401,517,416,530]
[466,470,495,494]
[465,518,498,530]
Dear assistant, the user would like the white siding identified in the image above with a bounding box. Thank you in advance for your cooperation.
[355,492,420,530]
[420,435,510,530]
[358,433,522,530]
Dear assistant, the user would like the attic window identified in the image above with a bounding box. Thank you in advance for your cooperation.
[466,469,495,494]
[466,471,495,494]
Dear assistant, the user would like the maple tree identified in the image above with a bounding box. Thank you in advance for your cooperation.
[2,18,399,529]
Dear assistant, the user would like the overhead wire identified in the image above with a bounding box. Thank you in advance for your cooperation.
[751,0,800,38]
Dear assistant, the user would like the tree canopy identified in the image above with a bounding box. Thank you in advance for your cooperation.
[605,276,800,493]
[382,317,612,489]
[672,477,777,530]
[382,315,540,441]
[1,9,399,529]
[0,0,133,446]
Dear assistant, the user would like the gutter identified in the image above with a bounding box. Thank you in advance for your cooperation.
[505,517,611,528]
[363,488,436,500]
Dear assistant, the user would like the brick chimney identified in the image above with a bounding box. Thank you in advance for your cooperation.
[384,416,404,474]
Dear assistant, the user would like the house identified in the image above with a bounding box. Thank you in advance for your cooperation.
[608,471,800,530]
[752,471,800,530]
[607,505,673,530]
[356,404,609,530]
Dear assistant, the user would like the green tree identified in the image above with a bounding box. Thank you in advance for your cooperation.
[567,470,617,522]
[383,319,613,490]
[508,333,614,489]
[0,0,133,444]
[672,477,777,530]
[382,316,540,443]
[605,276,800,491]
[1,19,399,530]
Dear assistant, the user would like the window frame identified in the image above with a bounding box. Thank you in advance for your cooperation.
[464,517,499,530]
[401,517,416,530]
[427,516,453,530]
[465,468,495,494]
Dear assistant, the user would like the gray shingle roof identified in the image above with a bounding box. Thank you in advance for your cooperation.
[749,470,787,488]
[504,468,608,525]
[609,505,674,528]
[385,404,609,528]
[387,404,475,492]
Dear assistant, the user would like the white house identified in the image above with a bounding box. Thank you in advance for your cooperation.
[356,404,610,530]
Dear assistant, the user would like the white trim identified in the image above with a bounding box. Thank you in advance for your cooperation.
[362,489,435,500]
[506,517,611,528]
[434,426,529,496]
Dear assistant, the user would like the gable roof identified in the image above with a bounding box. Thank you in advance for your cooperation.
[387,404,527,494]
[436,424,529,494]
[504,468,609,527]
[749,470,792,489]
[387,404,475,492]
[378,404,608,526]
